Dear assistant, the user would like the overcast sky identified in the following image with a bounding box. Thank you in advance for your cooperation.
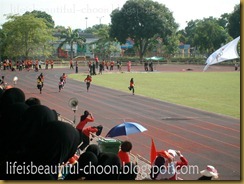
[0,0,240,30]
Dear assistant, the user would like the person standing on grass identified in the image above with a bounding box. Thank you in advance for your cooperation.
[127,61,131,72]
[128,78,135,95]
[84,75,92,92]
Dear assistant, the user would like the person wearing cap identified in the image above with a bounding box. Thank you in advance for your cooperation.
[198,165,218,180]
[167,149,188,180]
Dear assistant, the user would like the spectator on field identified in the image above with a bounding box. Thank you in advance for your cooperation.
[149,61,153,71]
[144,61,149,71]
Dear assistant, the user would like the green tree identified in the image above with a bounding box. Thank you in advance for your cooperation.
[193,17,229,54]
[228,4,240,38]
[183,18,229,54]
[24,10,55,28]
[89,25,120,59]
[58,27,86,59]
[163,33,180,55]
[176,30,187,44]
[184,20,200,46]
[217,13,230,29]
[84,24,107,33]
[0,29,7,59]
[110,0,178,60]
[54,25,66,32]
[2,14,55,59]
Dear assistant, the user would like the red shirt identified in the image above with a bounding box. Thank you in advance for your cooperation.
[76,116,94,131]
[82,126,98,137]
[118,150,130,164]
[84,76,92,83]
[169,156,188,180]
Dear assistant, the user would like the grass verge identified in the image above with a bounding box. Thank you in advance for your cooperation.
[69,72,240,119]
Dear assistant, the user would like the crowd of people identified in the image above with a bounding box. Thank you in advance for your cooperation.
[0,59,54,72]
[0,86,147,180]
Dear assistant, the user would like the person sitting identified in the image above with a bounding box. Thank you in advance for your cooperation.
[85,144,101,157]
[118,141,132,165]
[198,165,218,180]
[79,125,103,151]
[25,97,41,106]
[64,151,98,180]
[150,152,175,180]
[119,162,138,180]
[166,149,188,180]
[95,152,121,180]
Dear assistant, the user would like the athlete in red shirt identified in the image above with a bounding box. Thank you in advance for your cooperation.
[84,75,92,92]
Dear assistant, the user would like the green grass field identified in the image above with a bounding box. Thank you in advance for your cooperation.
[69,72,240,119]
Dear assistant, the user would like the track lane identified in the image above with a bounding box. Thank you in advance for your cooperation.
[1,65,240,180]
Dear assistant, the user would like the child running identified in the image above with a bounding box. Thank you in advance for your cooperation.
[58,78,64,92]
[84,75,92,92]
[37,76,43,94]
[128,78,135,95]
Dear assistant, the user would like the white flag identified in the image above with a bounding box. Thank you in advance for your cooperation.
[203,36,240,71]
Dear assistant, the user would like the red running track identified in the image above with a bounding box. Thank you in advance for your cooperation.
[1,64,240,180]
